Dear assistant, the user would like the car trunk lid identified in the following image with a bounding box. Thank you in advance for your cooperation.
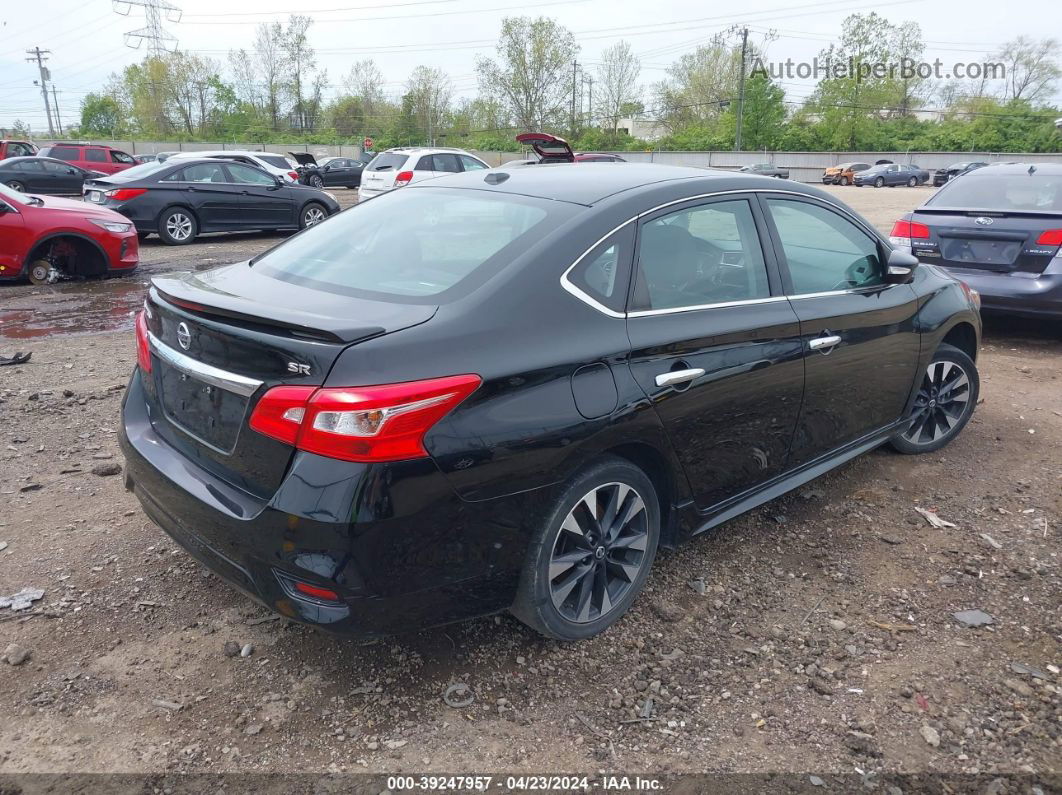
[142,264,437,496]
[360,152,409,191]
[910,209,1062,274]
[516,132,575,163]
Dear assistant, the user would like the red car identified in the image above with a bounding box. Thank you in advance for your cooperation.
[0,182,138,284]
[37,143,136,176]
[514,133,627,164]
[0,140,38,160]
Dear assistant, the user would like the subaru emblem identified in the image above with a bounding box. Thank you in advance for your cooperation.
[974,216,993,226]
[176,322,192,351]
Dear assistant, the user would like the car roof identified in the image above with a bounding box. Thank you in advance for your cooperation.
[407,162,819,206]
[380,147,474,154]
[975,162,1062,175]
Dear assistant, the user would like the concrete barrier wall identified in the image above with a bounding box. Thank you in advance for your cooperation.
[85,141,1062,181]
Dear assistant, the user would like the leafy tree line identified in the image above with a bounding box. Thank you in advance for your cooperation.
[42,13,1062,153]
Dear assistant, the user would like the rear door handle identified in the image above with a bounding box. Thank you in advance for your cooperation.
[808,334,842,353]
[655,368,705,387]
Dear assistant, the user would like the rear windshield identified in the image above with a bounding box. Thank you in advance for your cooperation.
[100,161,171,182]
[253,188,563,302]
[367,153,408,171]
[927,172,1062,212]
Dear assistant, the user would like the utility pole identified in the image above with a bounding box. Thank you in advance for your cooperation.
[571,60,578,136]
[25,47,55,137]
[587,76,593,128]
[734,27,748,152]
[51,86,63,136]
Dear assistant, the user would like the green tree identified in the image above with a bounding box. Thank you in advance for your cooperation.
[724,73,785,149]
[80,93,125,137]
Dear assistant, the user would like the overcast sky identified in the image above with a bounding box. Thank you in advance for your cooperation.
[0,0,1056,134]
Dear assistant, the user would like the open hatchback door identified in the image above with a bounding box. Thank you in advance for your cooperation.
[515,132,574,164]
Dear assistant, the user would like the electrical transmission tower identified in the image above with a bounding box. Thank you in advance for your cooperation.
[112,0,182,57]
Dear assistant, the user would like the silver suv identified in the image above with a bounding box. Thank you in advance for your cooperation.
[358,147,490,200]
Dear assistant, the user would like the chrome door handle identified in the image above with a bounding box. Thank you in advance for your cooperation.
[655,368,705,387]
[808,334,842,352]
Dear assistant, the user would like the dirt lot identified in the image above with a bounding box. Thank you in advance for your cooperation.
[0,184,1059,783]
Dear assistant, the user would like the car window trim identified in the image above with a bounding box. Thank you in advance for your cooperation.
[561,188,876,318]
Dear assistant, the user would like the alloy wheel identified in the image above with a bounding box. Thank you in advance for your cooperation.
[310,175,324,188]
[901,360,971,446]
[303,206,325,226]
[166,213,193,241]
[7,181,25,192]
[548,482,649,624]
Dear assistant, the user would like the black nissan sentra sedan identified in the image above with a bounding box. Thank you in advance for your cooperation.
[892,163,1062,318]
[83,158,341,245]
[120,164,982,641]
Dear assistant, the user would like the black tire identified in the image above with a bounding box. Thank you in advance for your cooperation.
[511,456,660,640]
[299,202,327,229]
[6,180,26,192]
[907,176,918,187]
[157,207,197,245]
[308,174,324,188]
[889,343,979,455]
[839,176,849,186]
[874,177,885,188]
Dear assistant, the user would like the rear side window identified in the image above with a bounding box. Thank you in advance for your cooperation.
[765,198,883,294]
[927,173,1062,212]
[13,160,43,171]
[85,149,107,162]
[415,155,435,171]
[368,153,408,171]
[179,163,227,183]
[433,154,461,173]
[566,225,635,312]
[633,199,770,312]
[48,147,80,161]
[258,155,292,169]
[254,188,559,302]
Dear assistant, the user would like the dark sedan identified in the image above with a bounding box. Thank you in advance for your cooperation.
[739,163,789,178]
[854,163,930,187]
[83,159,340,245]
[121,164,981,641]
[932,161,989,187]
[892,162,1062,318]
[0,156,104,195]
[293,153,374,188]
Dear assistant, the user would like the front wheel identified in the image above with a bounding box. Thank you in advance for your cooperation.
[511,457,660,640]
[907,177,918,187]
[299,202,327,229]
[308,174,324,188]
[874,177,885,188]
[890,343,979,454]
[839,176,849,185]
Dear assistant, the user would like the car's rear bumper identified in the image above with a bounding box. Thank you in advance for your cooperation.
[357,186,389,201]
[940,265,1062,318]
[119,369,537,638]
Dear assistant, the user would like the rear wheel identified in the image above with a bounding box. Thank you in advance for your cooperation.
[874,177,885,188]
[890,343,979,454]
[300,202,327,229]
[511,456,659,640]
[6,180,26,192]
[158,208,197,245]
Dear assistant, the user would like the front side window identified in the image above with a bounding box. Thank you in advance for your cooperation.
[10,143,33,157]
[84,149,107,162]
[258,155,292,169]
[633,199,770,312]
[254,188,561,302]
[765,198,883,295]
[225,163,276,185]
[41,160,71,173]
[110,150,134,164]
[433,154,462,173]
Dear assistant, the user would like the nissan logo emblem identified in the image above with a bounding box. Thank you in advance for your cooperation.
[176,322,192,351]
[975,216,994,226]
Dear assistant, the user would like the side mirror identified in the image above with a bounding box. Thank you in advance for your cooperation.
[323,164,332,171]
[885,248,919,283]
[271,175,284,189]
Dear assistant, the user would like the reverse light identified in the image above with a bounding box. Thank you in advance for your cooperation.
[134,309,152,373]
[89,218,132,233]
[104,188,147,201]
[393,170,414,187]
[890,219,930,250]
[249,375,482,462]
[1035,229,1062,246]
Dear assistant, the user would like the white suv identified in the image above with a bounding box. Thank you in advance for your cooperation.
[167,150,300,183]
[358,148,490,200]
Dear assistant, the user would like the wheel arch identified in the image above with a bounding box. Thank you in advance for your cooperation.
[598,441,680,548]
[24,231,109,276]
[940,320,978,362]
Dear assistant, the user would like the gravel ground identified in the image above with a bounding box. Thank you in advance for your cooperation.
[0,183,1059,780]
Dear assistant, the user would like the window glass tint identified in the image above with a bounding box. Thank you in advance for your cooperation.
[10,143,33,157]
[634,199,770,311]
[49,147,79,161]
[110,150,134,164]
[459,155,487,171]
[927,172,1062,212]
[258,155,292,169]
[13,160,43,171]
[567,225,634,312]
[41,160,71,173]
[225,163,276,184]
[415,155,435,171]
[433,153,461,173]
[179,163,227,183]
[765,199,883,294]
[254,189,558,302]
[112,161,172,182]
[369,153,408,171]
[84,149,107,162]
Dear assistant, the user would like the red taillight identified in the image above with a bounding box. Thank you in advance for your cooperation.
[293,581,340,601]
[288,171,299,181]
[394,170,414,187]
[247,385,316,446]
[1035,229,1062,246]
[135,310,152,373]
[249,375,481,462]
[890,220,930,239]
[106,188,147,201]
